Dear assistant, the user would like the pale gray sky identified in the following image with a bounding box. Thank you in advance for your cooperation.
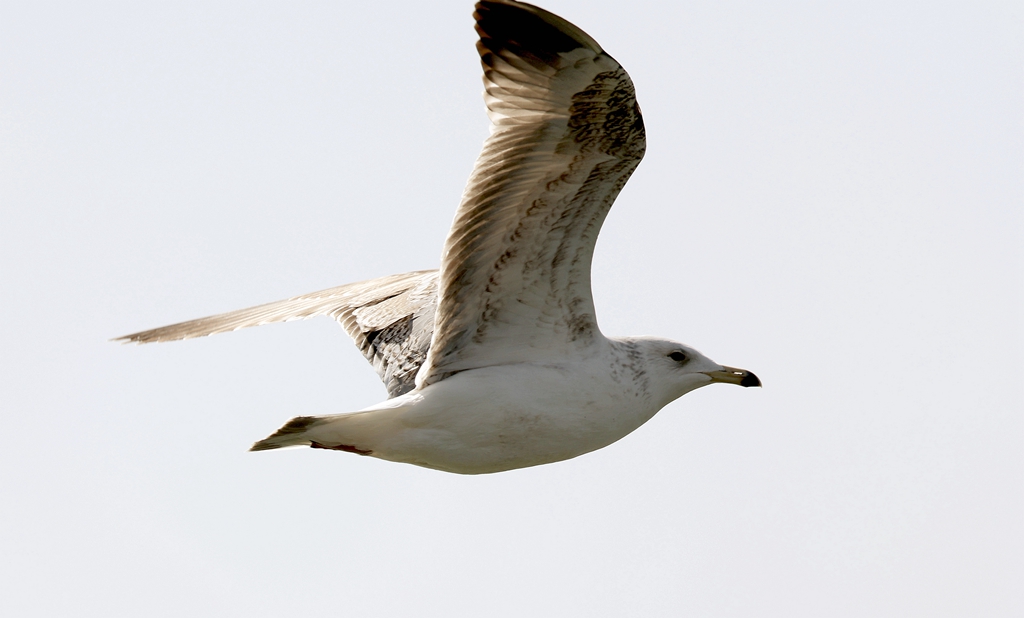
[1,0,1021,616]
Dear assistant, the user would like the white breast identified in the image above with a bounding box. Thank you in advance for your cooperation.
[356,352,658,474]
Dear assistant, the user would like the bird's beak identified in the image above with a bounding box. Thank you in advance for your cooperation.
[703,366,761,388]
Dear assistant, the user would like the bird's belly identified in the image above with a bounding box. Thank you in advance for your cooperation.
[370,363,657,474]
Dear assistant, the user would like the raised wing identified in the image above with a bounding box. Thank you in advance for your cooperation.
[116,270,439,397]
[419,0,646,386]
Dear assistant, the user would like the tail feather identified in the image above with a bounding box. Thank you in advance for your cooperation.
[250,415,326,451]
[251,406,398,454]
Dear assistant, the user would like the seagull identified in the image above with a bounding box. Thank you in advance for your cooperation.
[118,0,760,474]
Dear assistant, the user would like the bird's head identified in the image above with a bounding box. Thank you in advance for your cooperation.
[624,337,761,408]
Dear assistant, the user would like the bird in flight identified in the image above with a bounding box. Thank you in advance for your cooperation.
[118,0,760,474]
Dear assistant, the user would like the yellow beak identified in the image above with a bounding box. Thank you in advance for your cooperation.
[703,366,761,388]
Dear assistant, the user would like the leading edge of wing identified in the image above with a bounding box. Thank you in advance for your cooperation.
[114,270,437,344]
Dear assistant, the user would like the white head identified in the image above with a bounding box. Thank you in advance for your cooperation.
[621,337,761,409]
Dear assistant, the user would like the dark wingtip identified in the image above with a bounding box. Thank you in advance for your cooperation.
[740,372,762,388]
[474,0,602,61]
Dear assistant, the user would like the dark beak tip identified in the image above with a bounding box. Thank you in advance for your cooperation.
[740,372,762,388]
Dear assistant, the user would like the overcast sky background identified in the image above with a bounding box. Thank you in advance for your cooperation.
[2,0,1021,616]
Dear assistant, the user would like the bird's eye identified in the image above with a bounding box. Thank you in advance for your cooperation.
[668,351,688,363]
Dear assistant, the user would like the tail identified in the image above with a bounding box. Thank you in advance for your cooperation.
[251,404,405,454]
[250,416,327,451]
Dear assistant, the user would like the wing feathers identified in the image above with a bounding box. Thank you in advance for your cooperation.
[119,1,645,398]
[418,1,645,386]
[117,270,439,397]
